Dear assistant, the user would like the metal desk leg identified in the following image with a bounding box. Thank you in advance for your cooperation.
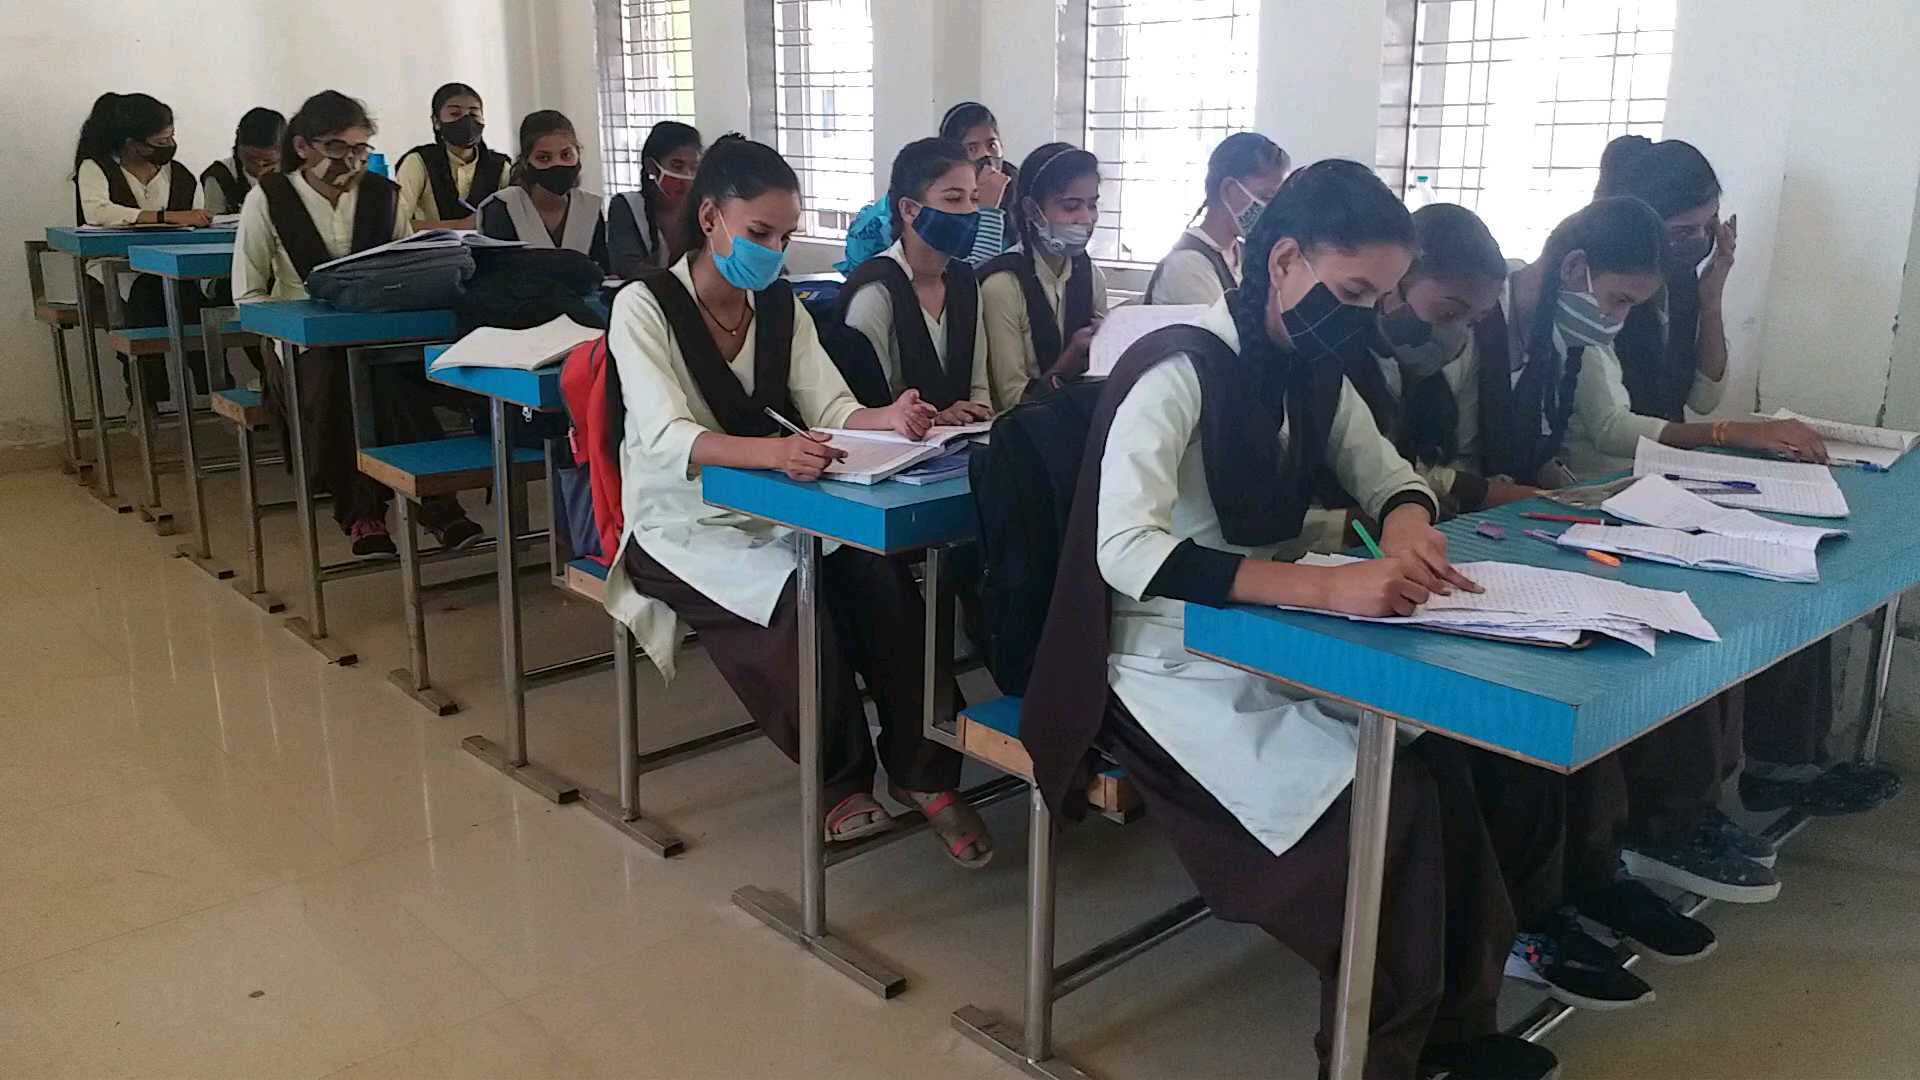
[232,419,285,613]
[169,283,226,575]
[732,532,908,998]
[923,545,961,751]
[462,397,578,802]
[72,255,127,511]
[23,241,87,478]
[1861,595,1903,762]
[389,496,457,715]
[1329,711,1398,1080]
[582,617,689,856]
[117,261,171,534]
[279,341,355,665]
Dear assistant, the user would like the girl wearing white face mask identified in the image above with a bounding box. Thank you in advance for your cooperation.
[1144,132,1290,305]
[977,142,1110,411]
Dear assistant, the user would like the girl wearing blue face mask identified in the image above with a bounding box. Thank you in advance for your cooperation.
[978,142,1111,410]
[600,135,993,868]
[1144,132,1290,306]
[836,138,994,425]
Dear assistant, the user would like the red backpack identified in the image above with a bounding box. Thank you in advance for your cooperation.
[559,333,624,566]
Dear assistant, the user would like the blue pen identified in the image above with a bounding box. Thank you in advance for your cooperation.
[1833,458,1891,473]
[1662,473,1757,491]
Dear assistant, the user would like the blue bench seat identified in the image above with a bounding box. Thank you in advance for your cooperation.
[357,436,545,500]
[563,556,610,602]
[958,696,1139,818]
[106,321,262,357]
[210,387,270,428]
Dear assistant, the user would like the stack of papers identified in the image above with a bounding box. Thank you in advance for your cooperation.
[1285,554,1719,655]
[428,315,600,371]
[209,213,242,228]
[1556,524,1819,583]
[314,228,524,272]
[1768,408,1920,469]
[894,445,973,486]
[1632,438,1849,518]
[813,422,989,485]
[1602,475,1847,550]
[1087,303,1210,376]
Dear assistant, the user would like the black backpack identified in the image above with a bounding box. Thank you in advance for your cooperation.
[968,378,1106,695]
[455,247,608,336]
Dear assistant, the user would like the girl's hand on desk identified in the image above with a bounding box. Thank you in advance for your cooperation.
[932,400,993,426]
[162,209,213,228]
[1319,559,1431,618]
[1380,504,1482,596]
[1731,418,1829,464]
[767,431,843,482]
[880,388,937,440]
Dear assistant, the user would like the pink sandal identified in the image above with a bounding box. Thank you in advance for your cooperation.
[824,792,893,843]
[892,787,994,870]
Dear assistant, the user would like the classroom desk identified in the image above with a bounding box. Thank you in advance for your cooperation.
[237,300,459,663]
[44,225,235,513]
[125,243,235,567]
[1183,462,1919,1080]
[703,466,1019,997]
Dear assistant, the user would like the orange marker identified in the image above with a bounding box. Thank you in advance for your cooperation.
[1583,549,1622,568]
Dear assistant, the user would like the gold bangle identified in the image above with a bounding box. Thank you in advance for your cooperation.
[1712,420,1729,447]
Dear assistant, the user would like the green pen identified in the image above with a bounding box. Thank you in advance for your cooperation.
[1351,519,1386,560]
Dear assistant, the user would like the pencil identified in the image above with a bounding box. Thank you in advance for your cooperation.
[1351,520,1386,559]
[1521,511,1606,525]
[763,407,810,438]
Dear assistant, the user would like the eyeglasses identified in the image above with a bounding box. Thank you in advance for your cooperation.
[312,140,374,160]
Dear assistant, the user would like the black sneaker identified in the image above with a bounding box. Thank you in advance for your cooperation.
[1421,1034,1560,1080]
[429,515,486,551]
[349,519,398,559]
[1503,913,1655,1011]
[1697,807,1777,868]
[1740,761,1903,817]
[1576,879,1717,963]
[1621,832,1780,903]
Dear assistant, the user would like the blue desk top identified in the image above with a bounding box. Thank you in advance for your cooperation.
[127,243,234,279]
[46,226,236,258]
[702,467,974,555]
[238,301,458,348]
[1185,462,1920,770]
[423,345,565,411]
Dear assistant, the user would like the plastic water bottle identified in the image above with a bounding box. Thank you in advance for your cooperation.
[366,152,389,178]
[1408,174,1436,208]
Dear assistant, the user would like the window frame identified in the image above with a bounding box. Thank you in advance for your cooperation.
[592,0,698,196]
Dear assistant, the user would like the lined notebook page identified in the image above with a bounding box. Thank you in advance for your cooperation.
[1632,439,1849,518]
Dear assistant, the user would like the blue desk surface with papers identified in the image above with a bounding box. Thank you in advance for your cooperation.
[423,346,566,412]
[702,467,974,555]
[127,243,234,279]
[1185,461,1920,770]
[45,225,236,258]
[238,301,458,348]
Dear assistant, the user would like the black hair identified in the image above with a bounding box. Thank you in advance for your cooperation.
[1011,141,1100,257]
[638,120,703,233]
[281,90,375,171]
[233,107,286,162]
[510,110,578,187]
[1595,136,1722,221]
[1200,131,1289,215]
[1405,203,1506,284]
[938,102,998,143]
[887,136,974,242]
[73,92,173,174]
[680,133,801,253]
[1231,159,1414,353]
[431,82,483,117]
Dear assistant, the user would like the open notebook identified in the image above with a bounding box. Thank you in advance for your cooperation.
[1768,409,1920,469]
[1632,438,1849,518]
[812,422,990,485]
[427,315,600,372]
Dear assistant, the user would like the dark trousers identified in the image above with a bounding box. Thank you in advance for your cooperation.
[1104,705,1557,1080]
[625,541,963,808]
[88,275,209,405]
[1744,643,1834,766]
[258,344,464,532]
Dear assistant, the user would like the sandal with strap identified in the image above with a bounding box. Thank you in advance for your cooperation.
[824,792,893,843]
[890,786,994,870]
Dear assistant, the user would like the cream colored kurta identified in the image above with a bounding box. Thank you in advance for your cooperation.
[1366,332,1484,509]
[1097,299,1434,856]
[980,247,1110,412]
[77,158,206,293]
[841,241,991,407]
[1149,226,1242,306]
[201,157,254,215]
[1563,291,1726,478]
[230,172,410,303]
[395,147,480,227]
[480,186,603,255]
[602,256,864,679]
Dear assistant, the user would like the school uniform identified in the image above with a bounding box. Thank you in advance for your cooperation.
[75,155,207,401]
[200,156,253,216]
[393,141,509,227]
[1347,330,1488,518]
[232,170,465,532]
[602,257,962,806]
[838,241,991,408]
[606,190,669,279]
[977,247,1108,412]
[477,186,609,272]
[1143,226,1239,306]
[1021,298,1563,1077]
[1563,293,1726,480]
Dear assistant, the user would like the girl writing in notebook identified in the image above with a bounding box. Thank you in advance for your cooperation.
[977,142,1110,410]
[477,110,609,271]
[837,137,993,422]
[600,135,992,867]
[1143,132,1290,306]
[393,83,509,231]
[1022,160,1563,1080]
[607,121,703,278]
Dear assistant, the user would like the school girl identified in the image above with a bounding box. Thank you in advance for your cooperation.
[600,135,992,865]
[1023,161,1562,1080]
[201,107,285,215]
[1143,132,1290,305]
[393,83,510,231]
[977,142,1109,412]
[937,101,1018,265]
[837,138,993,422]
[477,110,608,271]
[232,90,483,558]
[607,121,702,278]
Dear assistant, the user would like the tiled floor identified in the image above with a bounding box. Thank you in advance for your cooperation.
[2,460,1917,1080]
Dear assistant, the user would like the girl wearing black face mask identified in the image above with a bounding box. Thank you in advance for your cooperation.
[394,82,509,231]
[477,110,608,272]
[71,91,212,403]
[607,121,703,278]
[1021,159,1562,1080]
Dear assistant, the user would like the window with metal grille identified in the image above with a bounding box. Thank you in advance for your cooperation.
[594,0,696,194]
[771,0,873,238]
[1080,0,1261,265]
[1380,0,1675,260]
